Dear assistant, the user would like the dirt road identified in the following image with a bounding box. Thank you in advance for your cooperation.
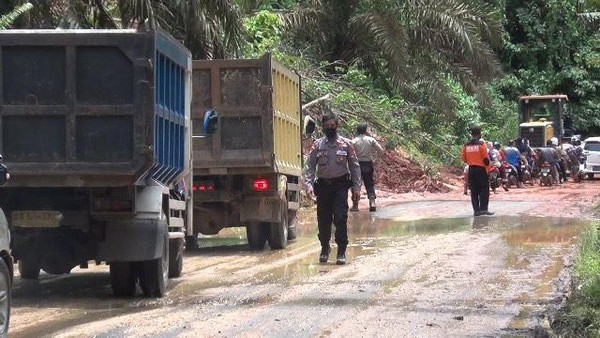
[10,180,600,337]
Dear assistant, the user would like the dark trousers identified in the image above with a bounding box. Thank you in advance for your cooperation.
[558,160,568,182]
[509,163,523,182]
[315,178,349,249]
[468,165,490,213]
[359,161,376,199]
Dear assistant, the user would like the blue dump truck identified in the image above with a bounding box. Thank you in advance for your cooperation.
[0,29,193,297]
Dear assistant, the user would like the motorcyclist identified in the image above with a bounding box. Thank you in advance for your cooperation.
[518,138,535,171]
[566,136,585,175]
[504,140,524,188]
[570,135,583,151]
[493,142,508,191]
[486,142,500,193]
[550,137,568,183]
[538,140,561,184]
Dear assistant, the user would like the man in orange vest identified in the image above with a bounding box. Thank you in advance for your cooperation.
[461,126,494,216]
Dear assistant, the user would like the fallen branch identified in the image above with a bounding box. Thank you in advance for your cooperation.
[302,94,332,110]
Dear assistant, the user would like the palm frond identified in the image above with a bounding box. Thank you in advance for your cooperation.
[0,2,33,29]
[578,12,600,30]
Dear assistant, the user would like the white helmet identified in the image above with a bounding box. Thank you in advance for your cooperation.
[550,137,559,146]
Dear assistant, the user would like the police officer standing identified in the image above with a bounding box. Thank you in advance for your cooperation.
[461,126,494,216]
[304,113,361,265]
[351,123,385,212]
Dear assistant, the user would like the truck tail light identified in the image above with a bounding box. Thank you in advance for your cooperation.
[253,178,269,192]
[193,182,215,192]
[94,199,132,212]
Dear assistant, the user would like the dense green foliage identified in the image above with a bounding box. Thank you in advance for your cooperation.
[1,0,244,59]
[2,0,600,162]
[502,0,600,135]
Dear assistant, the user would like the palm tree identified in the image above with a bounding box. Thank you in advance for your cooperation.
[285,0,504,97]
[2,0,245,59]
[0,2,33,29]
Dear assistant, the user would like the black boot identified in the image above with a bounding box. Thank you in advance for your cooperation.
[319,245,330,263]
[336,246,347,265]
[369,198,376,212]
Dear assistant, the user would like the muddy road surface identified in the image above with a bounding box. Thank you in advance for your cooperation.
[10,180,600,337]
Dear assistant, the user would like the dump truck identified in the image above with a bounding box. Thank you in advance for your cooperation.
[0,29,193,297]
[189,54,301,250]
[518,94,572,147]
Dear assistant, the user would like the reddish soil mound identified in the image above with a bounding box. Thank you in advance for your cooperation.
[374,150,456,194]
[302,134,460,194]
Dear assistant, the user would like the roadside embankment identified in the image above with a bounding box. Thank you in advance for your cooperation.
[551,210,600,337]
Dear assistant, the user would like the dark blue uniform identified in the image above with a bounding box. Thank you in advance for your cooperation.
[305,135,361,250]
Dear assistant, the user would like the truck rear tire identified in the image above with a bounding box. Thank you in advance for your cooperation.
[139,232,169,297]
[18,253,40,280]
[268,202,288,250]
[246,222,267,250]
[287,210,298,241]
[110,262,137,297]
[168,238,184,278]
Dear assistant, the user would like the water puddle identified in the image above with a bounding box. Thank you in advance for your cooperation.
[193,207,591,290]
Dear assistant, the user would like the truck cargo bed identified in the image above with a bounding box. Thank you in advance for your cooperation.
[0,29,191,187]
[191,54,301,176]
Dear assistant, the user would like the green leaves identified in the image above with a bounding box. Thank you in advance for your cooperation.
[503,0,600,135]
[284,0,504,98]
[242,10,283,58]
[1,1,244,59]
[0,2,33,29]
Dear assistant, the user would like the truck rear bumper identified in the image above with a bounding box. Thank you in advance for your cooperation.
[193,195,282,235]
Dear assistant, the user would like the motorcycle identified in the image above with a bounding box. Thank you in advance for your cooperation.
[566,147,586,183]
[489,166,501,193]
[504,162,519,189]
[539,162,553,186]
[520,160,534,186]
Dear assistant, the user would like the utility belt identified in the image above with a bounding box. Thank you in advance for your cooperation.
[316,174,351,187]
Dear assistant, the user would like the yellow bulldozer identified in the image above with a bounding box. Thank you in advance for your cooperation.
[518,94,572,147]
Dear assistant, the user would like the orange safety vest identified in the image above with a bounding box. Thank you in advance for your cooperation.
[461,139,489,168]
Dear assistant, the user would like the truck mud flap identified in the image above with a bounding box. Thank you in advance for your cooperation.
[97,218,166,262]
[286,183,300,211]
[239,196,281,223]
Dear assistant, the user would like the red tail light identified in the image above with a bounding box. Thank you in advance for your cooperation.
[193,183,215,192]
[253,178,269,192]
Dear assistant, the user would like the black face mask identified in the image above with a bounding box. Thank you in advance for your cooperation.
[324,127,337,139]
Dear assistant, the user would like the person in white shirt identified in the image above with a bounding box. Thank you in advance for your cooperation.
[351,123,385,211]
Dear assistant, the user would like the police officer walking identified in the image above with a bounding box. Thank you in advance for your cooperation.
[351,123,385,212]
[461,126,494,216]
[304,113,361,265]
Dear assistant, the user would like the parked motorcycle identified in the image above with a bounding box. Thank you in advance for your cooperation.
[504,162,519,189]
[539,162,553,186]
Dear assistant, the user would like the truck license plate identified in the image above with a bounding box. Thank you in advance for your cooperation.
[12,211,63,228]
